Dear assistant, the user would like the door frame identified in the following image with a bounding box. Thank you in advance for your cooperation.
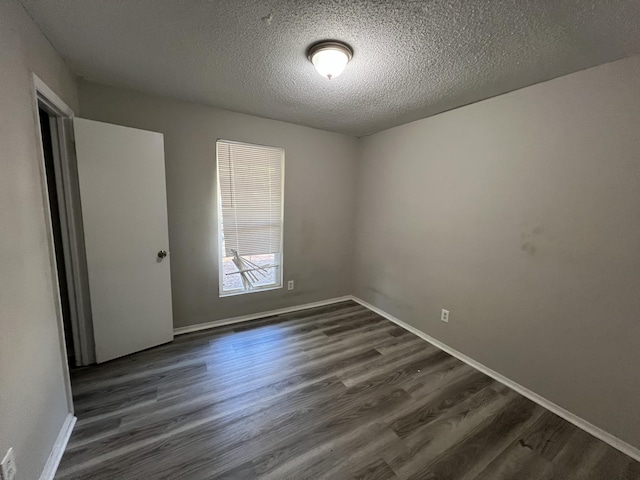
[32,75,95,389]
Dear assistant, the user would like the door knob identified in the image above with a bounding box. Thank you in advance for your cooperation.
[157,250,168,259]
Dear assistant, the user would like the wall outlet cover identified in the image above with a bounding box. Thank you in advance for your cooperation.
[287,280,294,290]
[441,309,450,323]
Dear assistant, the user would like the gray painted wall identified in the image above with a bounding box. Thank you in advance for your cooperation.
[354,55,640,449]
[0,1,79,479]
[79,81,358,328]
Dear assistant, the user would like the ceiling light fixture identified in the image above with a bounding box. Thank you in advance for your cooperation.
[307,41,353,80]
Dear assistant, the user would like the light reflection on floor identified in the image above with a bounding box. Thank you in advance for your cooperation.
[206,324,291,391]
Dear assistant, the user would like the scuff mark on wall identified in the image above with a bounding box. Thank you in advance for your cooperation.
[520,223,544,257]
[521,241,537,256]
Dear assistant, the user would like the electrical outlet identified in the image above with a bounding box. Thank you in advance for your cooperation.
[441,309,450,323]
[287,280,294,291]
[1,448,16,480]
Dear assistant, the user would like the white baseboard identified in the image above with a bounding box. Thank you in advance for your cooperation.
[173,296,353,335]
[350,295,640,463]
[40,413,76,480]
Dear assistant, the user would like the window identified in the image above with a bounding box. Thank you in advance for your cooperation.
[216,140,284,296]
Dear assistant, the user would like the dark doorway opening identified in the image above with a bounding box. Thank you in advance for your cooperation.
[39,106,75,368]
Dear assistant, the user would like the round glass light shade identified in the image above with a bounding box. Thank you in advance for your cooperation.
[308,42,353,80]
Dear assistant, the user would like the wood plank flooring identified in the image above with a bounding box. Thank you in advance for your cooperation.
[57,300,640,479]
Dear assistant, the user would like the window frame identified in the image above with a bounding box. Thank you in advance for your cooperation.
[215,139,285,297]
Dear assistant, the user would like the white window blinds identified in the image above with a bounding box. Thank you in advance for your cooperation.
[217,140,284,258]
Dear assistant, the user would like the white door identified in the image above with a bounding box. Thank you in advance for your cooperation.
[73,118,173,363]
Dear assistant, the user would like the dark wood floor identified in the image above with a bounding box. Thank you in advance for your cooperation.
[57,300,639,479]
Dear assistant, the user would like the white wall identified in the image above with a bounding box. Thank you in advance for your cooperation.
[78,81,359,328]
[0,1,79,479]
[354,55,640,449]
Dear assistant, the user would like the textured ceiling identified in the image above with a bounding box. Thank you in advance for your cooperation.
[20,0,640,136]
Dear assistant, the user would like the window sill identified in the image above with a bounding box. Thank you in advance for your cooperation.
[219,284,283,298]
